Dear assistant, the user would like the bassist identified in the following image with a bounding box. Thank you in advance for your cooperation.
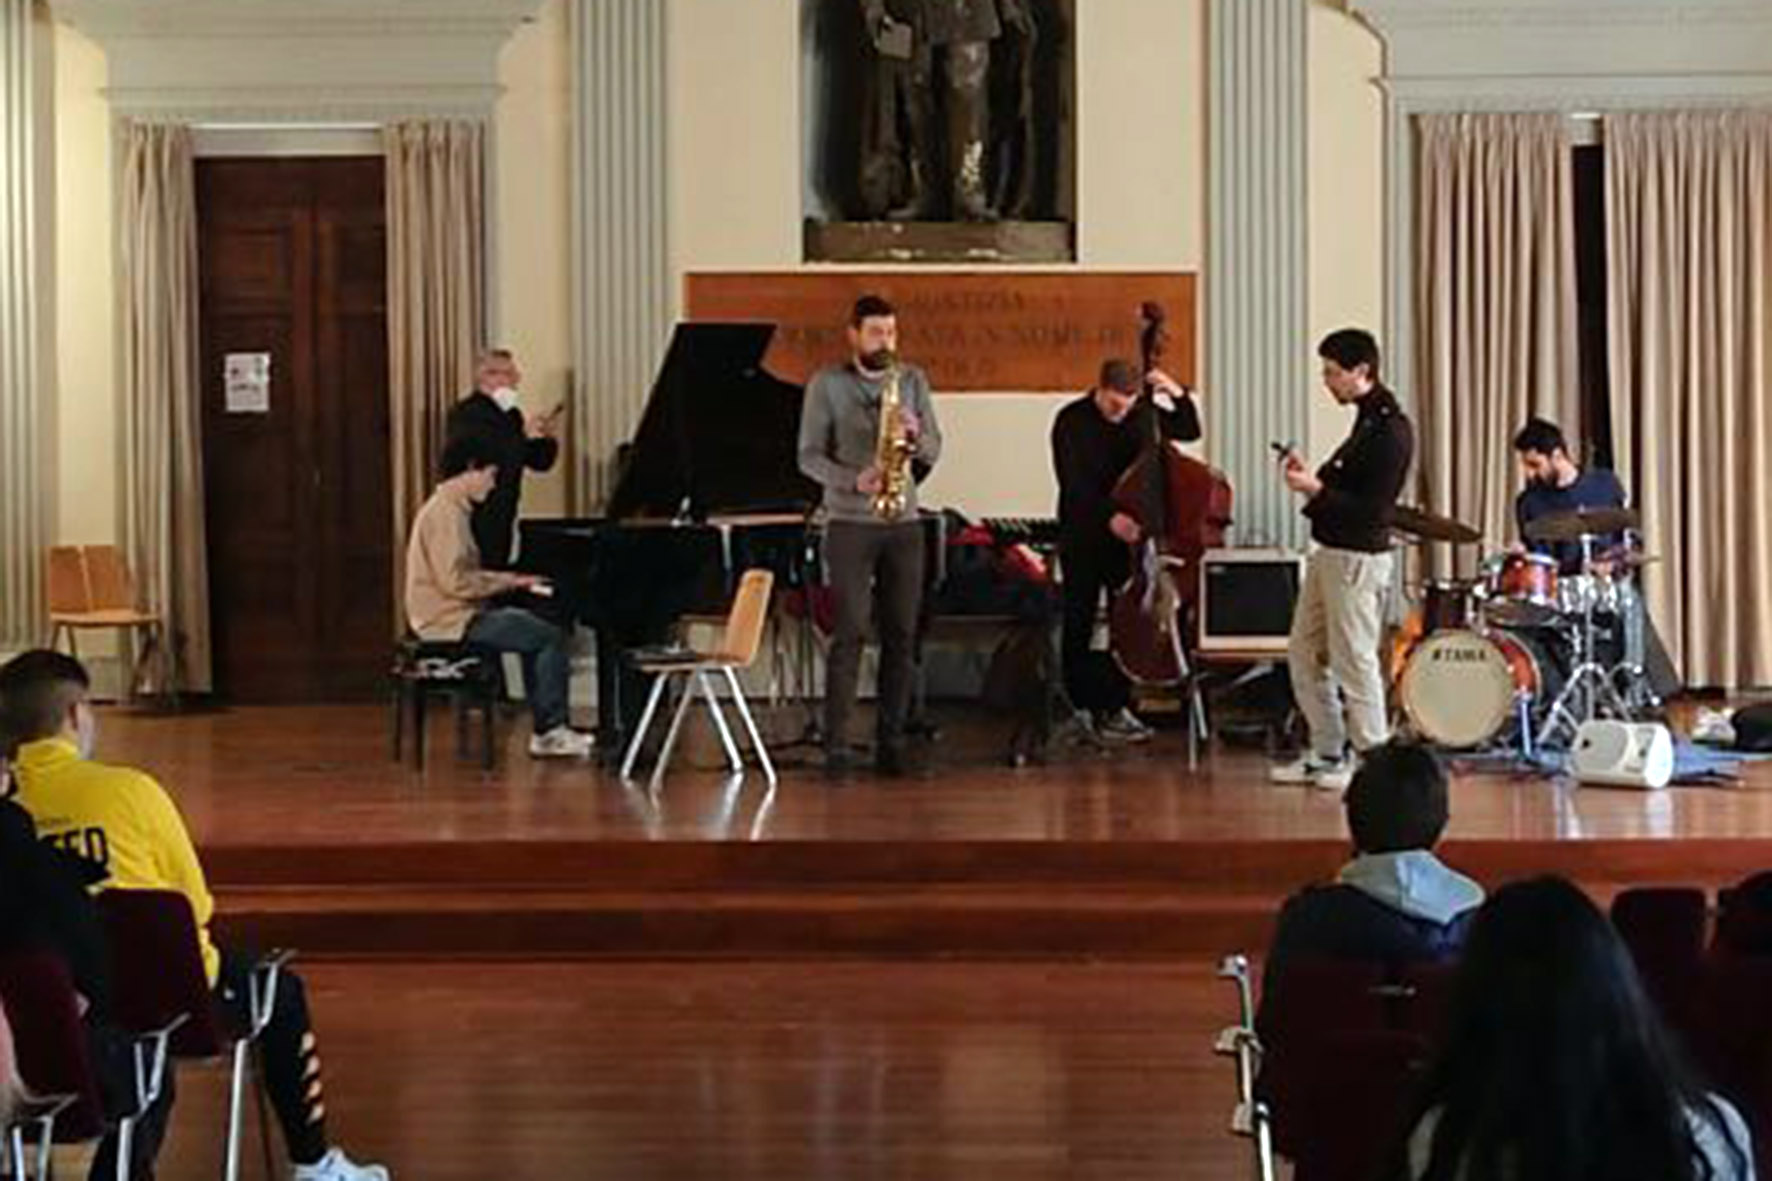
[1050,358,1201,741]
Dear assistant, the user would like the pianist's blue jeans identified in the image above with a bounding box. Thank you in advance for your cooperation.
[464,606,572,734]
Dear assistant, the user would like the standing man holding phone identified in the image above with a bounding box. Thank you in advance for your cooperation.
[1272,329,1413,791]
[444,348,563,571]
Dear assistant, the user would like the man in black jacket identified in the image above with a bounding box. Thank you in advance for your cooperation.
[443,349,561,571]
[1273,329,1413,791]
[1256,741,1482,1041]
[1050,358,1200,741]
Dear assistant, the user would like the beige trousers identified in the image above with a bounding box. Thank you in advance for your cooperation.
[1288,546,1394,759]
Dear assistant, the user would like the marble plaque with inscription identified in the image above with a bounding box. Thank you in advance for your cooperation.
[683,272,1195,392]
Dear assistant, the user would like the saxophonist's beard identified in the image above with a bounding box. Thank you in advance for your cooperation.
[857,348,894,376]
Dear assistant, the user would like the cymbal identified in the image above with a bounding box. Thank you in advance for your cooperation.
[1523,506,1639,542]
[1600,550,1661,568]
[1390,504,1482,544]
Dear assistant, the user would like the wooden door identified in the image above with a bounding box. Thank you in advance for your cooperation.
[198,158,391,703]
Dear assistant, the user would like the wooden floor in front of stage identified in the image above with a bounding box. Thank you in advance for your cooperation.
[126,960,1246,1181]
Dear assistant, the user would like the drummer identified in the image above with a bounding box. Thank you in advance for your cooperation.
[1511,417,1673,701]
[1512,417,1627,573]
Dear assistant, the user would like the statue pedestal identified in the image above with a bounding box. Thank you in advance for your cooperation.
[804,219,1073,264]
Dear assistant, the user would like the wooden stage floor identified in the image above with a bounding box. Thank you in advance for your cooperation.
[83,702,1772,961]
[101,703,1772,848]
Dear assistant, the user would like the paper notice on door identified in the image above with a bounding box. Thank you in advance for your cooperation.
[224,352,272,413]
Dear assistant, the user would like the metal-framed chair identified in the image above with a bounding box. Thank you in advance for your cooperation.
[621,569,777,790]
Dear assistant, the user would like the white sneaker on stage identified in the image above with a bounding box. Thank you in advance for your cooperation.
[528,727,594,759]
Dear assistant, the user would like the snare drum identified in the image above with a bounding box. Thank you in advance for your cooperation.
[1485,553,1560,627]
[1399,628,1553,748]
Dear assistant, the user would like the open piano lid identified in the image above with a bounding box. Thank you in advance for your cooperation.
[606,322,820,521]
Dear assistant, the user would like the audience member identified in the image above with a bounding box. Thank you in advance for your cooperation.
[1393,875,1754,1181]
[0,651,391,1181]
[1258,741,1483,1035]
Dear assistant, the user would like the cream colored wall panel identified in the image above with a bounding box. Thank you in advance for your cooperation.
[1075,0,1202,268]
[496,0,571,519]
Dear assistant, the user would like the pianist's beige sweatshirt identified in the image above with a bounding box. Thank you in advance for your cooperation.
[405,479,523,641]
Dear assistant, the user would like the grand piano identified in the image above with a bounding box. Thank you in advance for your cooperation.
[519,323,820,754]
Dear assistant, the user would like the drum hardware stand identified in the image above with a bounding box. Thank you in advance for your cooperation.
[1534,532,1630,750]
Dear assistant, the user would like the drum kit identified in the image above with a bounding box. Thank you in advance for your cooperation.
[1389,504,1660,755]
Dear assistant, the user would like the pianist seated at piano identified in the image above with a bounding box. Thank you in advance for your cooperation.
[405,435,593,759]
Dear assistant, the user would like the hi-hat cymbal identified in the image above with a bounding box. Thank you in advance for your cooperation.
[1523,506,1640,543]
[1390,504,1482,544]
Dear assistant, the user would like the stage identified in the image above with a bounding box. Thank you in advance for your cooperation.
[93,701,1772,962]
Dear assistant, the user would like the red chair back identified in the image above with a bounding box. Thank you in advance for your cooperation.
[0,951,106,1140]
[1392,960,1458,1049]
[1694,955,1772,1179]
[1258,958,1389,1157]
[1289,1029,1429,1181]
[95,890,224,1058]
[1612,886,1708,1036]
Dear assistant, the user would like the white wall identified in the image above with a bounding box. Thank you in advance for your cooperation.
[494,0,572,518]
[1304,3,1386,464]
[51,22,115,549]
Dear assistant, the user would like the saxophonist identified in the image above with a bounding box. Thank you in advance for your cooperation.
[799,294,944,777]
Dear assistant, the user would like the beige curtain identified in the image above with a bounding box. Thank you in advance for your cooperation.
[385,120,485,581]
[1607,111,1772,688]
[119,121,209,692]
[1415,113,1579,577]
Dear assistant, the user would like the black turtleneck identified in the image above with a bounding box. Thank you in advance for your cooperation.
[1302,385,1414,553]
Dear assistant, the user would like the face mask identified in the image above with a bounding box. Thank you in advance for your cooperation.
[74,704,97,760]
[490,385,520,412]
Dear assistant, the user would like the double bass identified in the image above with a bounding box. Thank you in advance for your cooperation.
[1107,302,1234,685]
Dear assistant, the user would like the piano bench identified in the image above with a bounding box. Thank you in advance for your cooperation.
[390,637,503,771]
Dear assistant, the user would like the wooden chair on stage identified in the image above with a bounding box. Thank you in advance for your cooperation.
[621,569,777,791]
[45,546,174,703]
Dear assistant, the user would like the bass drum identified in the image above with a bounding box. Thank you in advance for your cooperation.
[1399,628,1554,749]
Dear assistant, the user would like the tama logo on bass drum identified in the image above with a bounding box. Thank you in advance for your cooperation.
[1433,646,1490,664]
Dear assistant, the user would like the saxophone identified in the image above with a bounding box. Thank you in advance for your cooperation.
[871,357,915,519]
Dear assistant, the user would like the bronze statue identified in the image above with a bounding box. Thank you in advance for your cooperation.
[858,0,1033,222]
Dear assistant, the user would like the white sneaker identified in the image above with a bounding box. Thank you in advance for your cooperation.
[293,1147,391,1181]
[1269,754,1351,789]
[528,726,594,759]
[1097,708,1154,743]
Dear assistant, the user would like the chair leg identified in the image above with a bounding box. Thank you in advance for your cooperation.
[118,626,140,705]
[455,691,470,760]
[620,674,670,781]
[480,681,496,770]
[390,680,406,762]
[66,628,80,660]
[699,670,743,773]
[225,1037,250,1181]
[412,682,428,770]
[724,667,778,786]
[113,1114,134,1181]
[649,672,700,794]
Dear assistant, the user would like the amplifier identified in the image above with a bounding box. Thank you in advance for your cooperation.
[1198,548,1304,654]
